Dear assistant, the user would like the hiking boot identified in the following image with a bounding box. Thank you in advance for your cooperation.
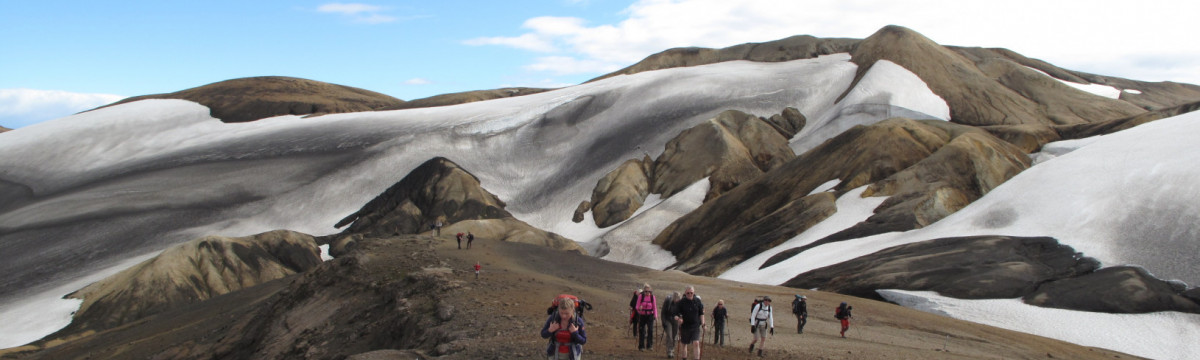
[758,349,764,357]
[749,344,754,353]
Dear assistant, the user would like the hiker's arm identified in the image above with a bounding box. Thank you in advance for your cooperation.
[572,320,587,344]
[540,317,555,338]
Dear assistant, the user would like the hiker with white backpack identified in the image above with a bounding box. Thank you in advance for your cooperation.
[748,296,774,357]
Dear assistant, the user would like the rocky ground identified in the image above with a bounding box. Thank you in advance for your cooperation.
[3,233,1142,359]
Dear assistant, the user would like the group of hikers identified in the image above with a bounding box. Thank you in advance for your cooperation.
[539,284,855,359]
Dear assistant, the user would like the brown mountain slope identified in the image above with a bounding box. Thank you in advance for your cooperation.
[385,87,554,110]
[101,76,405,123]
[590,35,859,83]
[2,235,1140,359]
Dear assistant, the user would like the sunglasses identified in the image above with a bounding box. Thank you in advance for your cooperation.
[685,292,694,295]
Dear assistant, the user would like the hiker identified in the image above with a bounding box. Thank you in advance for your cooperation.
[541,297,587,360]
[456,232,464,249]
[661,291,680,358]
[634,284,657,351]
[712,299,728,347]
[674,286,705,360]
[836,302,853,338]
[792,295,808,334]
[749,296,774,357]
[474,262,481,280]
[628,289,640,337]
[434,219,443,236]
[466,232,475,249]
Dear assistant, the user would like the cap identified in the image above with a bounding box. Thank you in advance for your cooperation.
[800,295,806,300]
[763,296,772,302]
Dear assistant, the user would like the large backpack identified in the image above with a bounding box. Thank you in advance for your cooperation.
[548,294,593,320]
[835,306,846,320]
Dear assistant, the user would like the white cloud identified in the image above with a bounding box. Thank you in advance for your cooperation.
[316,3,396,24]
[317,3,382,15]
[525,56,622,75]
[404,78,432,85]
[0,89,124,129]
[469,0,1200,85]
[464,33,558,53]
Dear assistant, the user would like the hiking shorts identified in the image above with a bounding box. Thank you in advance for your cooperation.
[679,327,700,343]
[754,322,769,340]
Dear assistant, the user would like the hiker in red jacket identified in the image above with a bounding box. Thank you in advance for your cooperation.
[474,262,481,280]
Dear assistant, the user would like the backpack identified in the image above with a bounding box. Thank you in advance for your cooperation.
[835,306,846,320]
[792,299,801,314]
[754,304,771,321]
[636,293,656,315]
[548,294,593,320]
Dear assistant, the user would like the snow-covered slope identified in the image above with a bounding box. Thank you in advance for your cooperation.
[726,111,1200,359]
[0,54,951,346]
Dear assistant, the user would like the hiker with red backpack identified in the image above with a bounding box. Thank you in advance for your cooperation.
[541,297,587,360]
[748,296,775,357]
[836,302,853,338]
[456,232,464,249]
[633,283,658,351]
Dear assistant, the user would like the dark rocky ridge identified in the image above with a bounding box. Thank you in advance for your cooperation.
[784,236,1099,301]
[781,236,1200,314]
[1024,266,1200,314]
[334,157,583,253]
[101,76,406,123]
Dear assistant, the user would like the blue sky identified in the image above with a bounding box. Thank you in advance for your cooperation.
[3,0,1198,129]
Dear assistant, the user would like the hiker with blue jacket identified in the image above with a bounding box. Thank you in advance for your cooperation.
[541,298,586,360]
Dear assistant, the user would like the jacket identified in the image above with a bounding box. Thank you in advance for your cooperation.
[541,313,587,359]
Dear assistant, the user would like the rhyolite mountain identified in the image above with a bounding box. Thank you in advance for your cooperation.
[2,24,1200,359]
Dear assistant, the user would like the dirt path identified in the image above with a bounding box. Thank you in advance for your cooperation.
[431,235,1136,359]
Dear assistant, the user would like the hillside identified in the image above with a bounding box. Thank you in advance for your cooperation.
[100,76,406,123]
[0,234,1139,360]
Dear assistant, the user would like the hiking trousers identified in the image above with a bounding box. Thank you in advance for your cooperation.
[637,315,655,349]
[713,321,726,346]
[662,320,678,356]
[796,313,807,333]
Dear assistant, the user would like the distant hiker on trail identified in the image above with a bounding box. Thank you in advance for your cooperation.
[674,286,705,360]
[792,295,808,334]
[541,297,586,360]
[634,283,657,351]
[466,232,475,249]
[836,302,853,338]
[712,299,728,347]
[749,296,775,357]
[456,232,464,249]
[661,291,680,358]
[474,262,481,280]
[434,220,443,236]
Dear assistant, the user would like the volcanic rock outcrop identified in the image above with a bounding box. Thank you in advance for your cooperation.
[658,118,1029,276]
[335,157,583,253]
[58,230,322,336]
[103,76,405,123]
[581,108,802,228]
[783,236,1099,301]
[1023,266,1200,314]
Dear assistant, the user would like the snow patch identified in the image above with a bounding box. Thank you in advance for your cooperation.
[1123,89,1143,95]
[319,244,333,261]
[720,186,888,284]
[877,290,1200,360]
[596,179,710,269]
[807,179,840,196]
[1024,66,1122,99]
